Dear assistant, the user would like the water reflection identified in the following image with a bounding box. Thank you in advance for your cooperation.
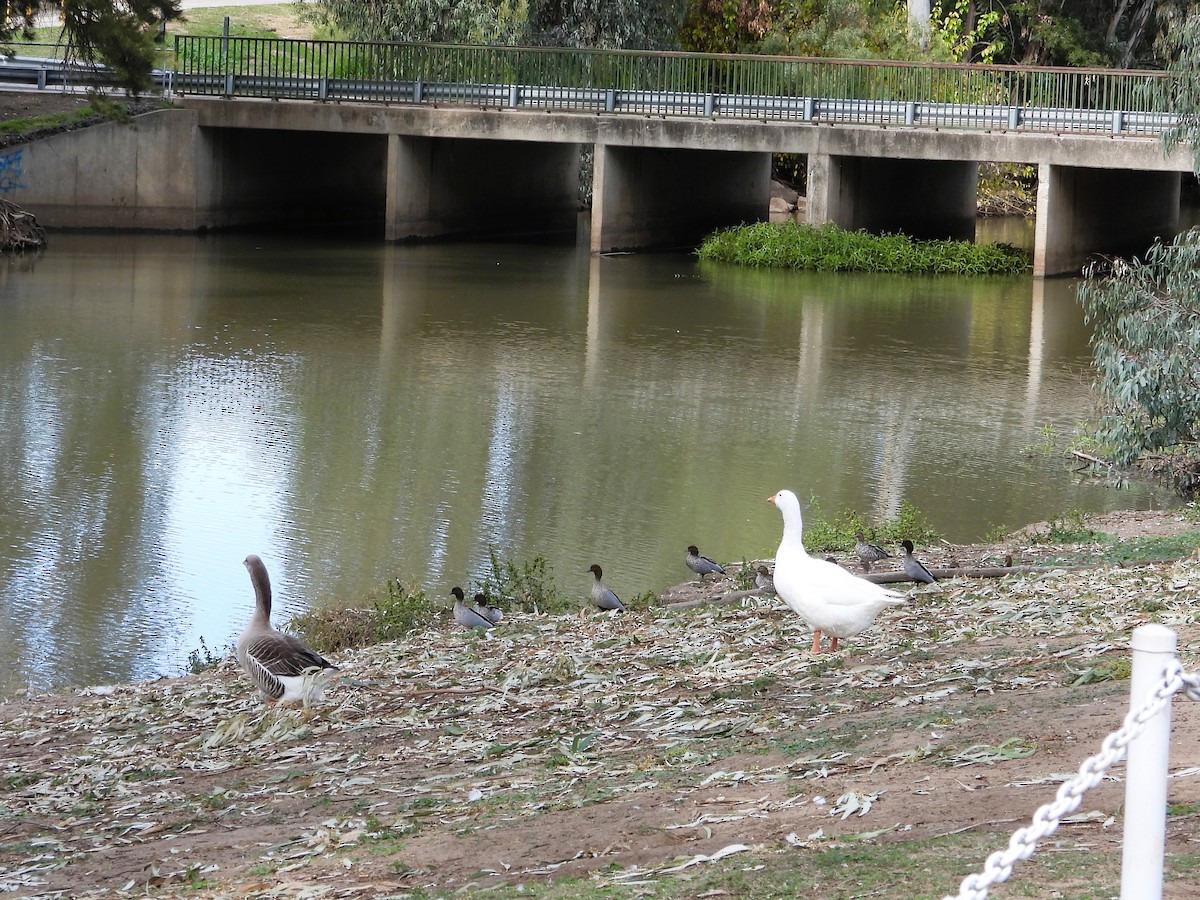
[0,233,1173,695]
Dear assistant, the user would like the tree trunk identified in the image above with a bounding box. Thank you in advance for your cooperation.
[1118,0,1157,68]
[907,0,931,50]
[1106,0,1131,47]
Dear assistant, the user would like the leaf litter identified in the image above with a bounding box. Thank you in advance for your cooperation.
[1,541,1200,897]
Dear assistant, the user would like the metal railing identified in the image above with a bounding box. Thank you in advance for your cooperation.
[168,37,1176,137]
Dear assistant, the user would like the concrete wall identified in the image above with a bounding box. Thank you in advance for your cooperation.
[385,135,580,241]
[591,145,772,252]
[1,108,205,229]
[807,154,979,241]
[1034,165,1181,277]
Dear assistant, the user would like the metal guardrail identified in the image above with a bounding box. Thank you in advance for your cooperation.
[171,37,1178,137]
[0,54,173,92]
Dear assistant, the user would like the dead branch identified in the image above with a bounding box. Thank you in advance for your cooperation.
[0,199,47,252]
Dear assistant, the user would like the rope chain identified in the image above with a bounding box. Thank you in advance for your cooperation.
[945,662,1200,900]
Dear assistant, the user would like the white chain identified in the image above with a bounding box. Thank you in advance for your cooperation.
[945,662,1200,900]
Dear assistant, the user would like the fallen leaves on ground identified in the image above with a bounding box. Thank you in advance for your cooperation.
[2,551,1199,897]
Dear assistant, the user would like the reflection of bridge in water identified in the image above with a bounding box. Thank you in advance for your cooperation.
[17,39,1200,275]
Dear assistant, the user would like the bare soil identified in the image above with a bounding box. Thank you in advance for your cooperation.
[2,510,1200,898]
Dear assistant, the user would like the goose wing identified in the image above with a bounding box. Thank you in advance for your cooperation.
[798,558,905,607]
[242,631,336,700]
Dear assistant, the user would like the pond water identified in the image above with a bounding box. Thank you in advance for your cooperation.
[0,225,1173,695]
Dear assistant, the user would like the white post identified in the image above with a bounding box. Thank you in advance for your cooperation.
[1120,624,1177,900]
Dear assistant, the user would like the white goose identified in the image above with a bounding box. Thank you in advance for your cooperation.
[236,554,339,704]
[768,490,905,653]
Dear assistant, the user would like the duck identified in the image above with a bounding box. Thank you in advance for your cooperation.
[451,587,495,630]
[754,564,775,596]
[686,545,726,582]
[854,530,891,572]
[587,564,625,611]
[900,539,938,584]
[473,592,505,624]
[768,491,905,653]
[236,554,339,705]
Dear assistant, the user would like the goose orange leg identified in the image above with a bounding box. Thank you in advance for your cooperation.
[811,630,823,653]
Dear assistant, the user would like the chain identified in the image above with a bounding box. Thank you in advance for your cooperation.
[945,661,1200,900]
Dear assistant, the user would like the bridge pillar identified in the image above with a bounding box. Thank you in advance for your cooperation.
[385,135,580,241]
[806,154,977,240]
[590,144,771,253]
[1033,164,1181,277]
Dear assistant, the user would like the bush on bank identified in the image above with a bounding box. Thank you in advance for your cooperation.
[697,221,1031,275]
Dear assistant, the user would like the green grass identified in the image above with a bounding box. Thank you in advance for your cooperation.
[0,107,96,137]
[697,221,1031,275]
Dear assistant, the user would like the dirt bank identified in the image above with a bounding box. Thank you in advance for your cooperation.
[2,510,1199,898]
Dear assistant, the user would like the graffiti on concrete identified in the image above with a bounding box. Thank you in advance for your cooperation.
[0,150,26,193]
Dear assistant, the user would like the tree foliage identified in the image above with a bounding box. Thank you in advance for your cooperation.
[526,0,687,48]
[1161,9,1200,177]
[2,0,182,94]
[1077,231,1200,496]
[316,0,686,48]
[679,0,771,53]
[1072,6,1200,498]
[315,0,528,43]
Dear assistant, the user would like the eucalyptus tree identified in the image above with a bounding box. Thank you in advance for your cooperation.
[316,0,528,44]
[2,0,182,93]
[1074,11,1200,497]
[525,0,688,49]
[317,0,686,48]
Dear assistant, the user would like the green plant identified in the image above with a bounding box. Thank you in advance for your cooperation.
[1021,509,1098,544]
[1021,421,1061,457]
[1065,658,1131,685]
[800,498,940,553]
[1078,229,1200,498]
[697,222,1030,276]
[288,577,435,651]
[186,637,230,673]
[476,547,571,613]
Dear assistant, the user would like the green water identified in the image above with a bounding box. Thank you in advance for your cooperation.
[0,228,1172,694]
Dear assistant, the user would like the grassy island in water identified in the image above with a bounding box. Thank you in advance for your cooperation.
[698,221,1032,276]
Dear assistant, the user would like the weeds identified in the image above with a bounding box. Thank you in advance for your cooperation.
[288,578,434,652]
[186,637,230,674]
[476,547,571,613]
[1020,509,1099,544]
[697,222,1031,275]
[801,499,940,553]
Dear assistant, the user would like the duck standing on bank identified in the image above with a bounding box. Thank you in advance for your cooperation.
[587,564,625,611]
[686,545,726,583]
[900,539,938,584]
[237,554,340,705]
[473,592,505,624]
[769,491,905,653]
[854,530,891,572]
[755,564,775,596]
[451,587,496,630]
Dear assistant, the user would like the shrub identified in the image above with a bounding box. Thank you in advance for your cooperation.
[800,499,940,553]
[1077,229,1200,497]
[696,222,1030,275]
[288,577,435,652]
[476,547,573,613]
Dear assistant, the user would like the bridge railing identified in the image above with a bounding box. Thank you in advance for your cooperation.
[172,37,1175,136]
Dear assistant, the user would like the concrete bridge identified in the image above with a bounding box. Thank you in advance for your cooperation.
[3,40,1194,276]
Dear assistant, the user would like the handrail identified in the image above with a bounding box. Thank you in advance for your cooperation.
[170,37,1174,136]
